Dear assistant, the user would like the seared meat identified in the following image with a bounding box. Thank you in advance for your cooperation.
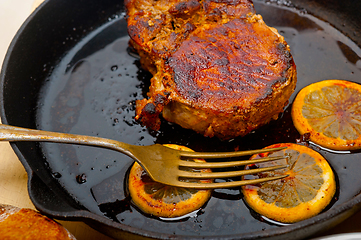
[125,0,297,140]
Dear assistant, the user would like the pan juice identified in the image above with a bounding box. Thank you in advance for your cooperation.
[37,0,361,237]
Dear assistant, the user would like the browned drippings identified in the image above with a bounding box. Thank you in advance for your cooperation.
[36,0,361,237]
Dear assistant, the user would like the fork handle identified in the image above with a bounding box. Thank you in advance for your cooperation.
[0,124,134,156]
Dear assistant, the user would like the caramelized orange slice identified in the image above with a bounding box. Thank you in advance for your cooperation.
[242,143,336,223]
[291,79,361,151]
[128,144,212,218]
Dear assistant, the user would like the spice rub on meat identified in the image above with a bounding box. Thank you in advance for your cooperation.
[125,0,297,140]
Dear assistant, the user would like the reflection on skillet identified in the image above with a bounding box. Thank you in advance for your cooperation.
[36,1,361,237]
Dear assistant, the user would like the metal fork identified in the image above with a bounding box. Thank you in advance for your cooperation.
[0,124,287,189]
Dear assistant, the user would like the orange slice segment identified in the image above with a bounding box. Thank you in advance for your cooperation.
[242,143,336,223]
[128,144,212,218]
[291,79,361,150]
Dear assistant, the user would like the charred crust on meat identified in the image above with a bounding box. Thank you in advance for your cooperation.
[143,103,157,115]
[205,8,222,21]
[185,22,196,32]
[135,91,171,130]
[126,0,297,139]
[163,91,171,96]
[135,100,162,130]
[169,0,201,17]
[277,43,290,55]
[154,94,167,105]
[203,0,255,19]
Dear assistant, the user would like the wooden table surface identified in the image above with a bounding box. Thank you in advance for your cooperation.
[0,0,361,239]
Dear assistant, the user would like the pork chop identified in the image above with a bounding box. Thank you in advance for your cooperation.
[125,0,297,140]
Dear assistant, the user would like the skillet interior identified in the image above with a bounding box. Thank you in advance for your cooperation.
[1,0,361,239]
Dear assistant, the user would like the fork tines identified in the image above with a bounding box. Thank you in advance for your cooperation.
[176,147,288,189]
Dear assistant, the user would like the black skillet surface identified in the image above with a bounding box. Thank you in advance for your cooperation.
[1,0,361,239]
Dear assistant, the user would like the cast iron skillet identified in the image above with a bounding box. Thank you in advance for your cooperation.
[1,0,361,239]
